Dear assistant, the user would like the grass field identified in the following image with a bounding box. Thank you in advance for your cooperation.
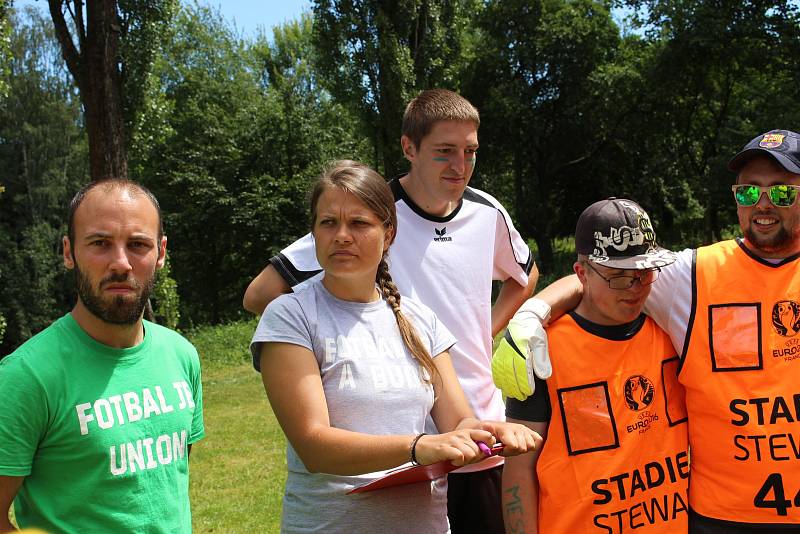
[188,319,287,533]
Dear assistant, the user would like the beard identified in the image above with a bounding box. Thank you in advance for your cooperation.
[75,264,155,325]
[743,219,797,255]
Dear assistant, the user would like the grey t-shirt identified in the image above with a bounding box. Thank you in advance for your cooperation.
[251,279,456,534]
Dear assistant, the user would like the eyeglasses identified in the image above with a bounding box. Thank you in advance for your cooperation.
[585,261,661,290]
[731,184,800,208]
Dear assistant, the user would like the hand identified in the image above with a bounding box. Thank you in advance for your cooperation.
[413,428,495,467]
[480,421,541,457]
[491,298,553,401]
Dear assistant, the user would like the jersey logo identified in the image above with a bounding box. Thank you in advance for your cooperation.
[772,300,800,337]
[433,226,452,242]
[624,375,655,411]
[624,375,658,435]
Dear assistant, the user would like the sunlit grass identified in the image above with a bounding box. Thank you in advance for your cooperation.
[189,320,286,533]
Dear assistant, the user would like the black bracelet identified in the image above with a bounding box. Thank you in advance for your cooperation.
[410,432,427,465]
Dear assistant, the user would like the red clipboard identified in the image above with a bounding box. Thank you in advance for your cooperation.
[348,443,504,494]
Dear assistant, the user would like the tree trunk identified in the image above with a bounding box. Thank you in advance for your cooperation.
[49,0,127,181]
[534,234,554,275]
[82,0,127,180]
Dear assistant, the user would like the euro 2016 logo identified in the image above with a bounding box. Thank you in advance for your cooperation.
[624,375,655,411]
[772,300,800,337]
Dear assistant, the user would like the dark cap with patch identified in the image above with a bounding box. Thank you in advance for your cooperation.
[575,198,676,270]
[728,129,800,174]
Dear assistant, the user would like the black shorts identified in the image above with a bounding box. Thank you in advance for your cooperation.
[447,465,505,534]
[690,508,800,533]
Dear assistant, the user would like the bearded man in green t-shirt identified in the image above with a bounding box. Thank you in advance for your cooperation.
[0,180,205,533]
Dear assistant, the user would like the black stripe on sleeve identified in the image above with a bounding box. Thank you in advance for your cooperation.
[462,188,533,274]
[268,253,322,288]
[520,249,534,275]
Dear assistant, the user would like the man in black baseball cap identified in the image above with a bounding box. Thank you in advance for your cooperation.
[727,129,800,258]
[728,129,800,174]
[497,198,688,533]
[499,129,800,532]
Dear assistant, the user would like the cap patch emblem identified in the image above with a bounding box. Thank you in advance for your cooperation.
[591,201,653,260]
[759,133,785,149]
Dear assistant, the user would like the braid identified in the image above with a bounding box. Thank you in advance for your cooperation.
[376,258,440,386]
[377,259,401,314]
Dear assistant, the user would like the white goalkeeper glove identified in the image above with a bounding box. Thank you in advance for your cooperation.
[492,298,553,401]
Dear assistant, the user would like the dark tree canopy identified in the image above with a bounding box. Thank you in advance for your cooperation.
[3,0,800,348]
[312,0,476,176]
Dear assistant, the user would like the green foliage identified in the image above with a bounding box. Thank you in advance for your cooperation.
[465,0,623,271]
[0,175,4,345]
[152,250,180,330]
[132,6,369,326]
[312,0,478,175]
[610,0,800,247]
[0,7,86,353]
[41,0,176,180]
[187,317,258,370]
[0,223,70,347]
[118,0,178,140]
[6,0,800,341]
[530,236,578,288]
[0,0,11,98]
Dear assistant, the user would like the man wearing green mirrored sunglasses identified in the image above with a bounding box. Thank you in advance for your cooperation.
[497,129,800,532]
[728,133,800,257]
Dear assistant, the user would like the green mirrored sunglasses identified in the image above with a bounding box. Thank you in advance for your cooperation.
[731,184,800,208]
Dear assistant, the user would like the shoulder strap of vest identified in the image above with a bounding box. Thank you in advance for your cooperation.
[677,248,698,371]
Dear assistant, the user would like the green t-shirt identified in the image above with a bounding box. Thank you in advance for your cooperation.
[0,313,205,533]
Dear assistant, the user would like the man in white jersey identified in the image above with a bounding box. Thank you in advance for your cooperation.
[494,129,800,532]
[244,89,538,532]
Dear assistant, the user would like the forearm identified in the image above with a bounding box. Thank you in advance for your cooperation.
[295,424,497,475]
[0,516,14,533]
[242,264,291,314]
[533,274,581,322]
[492,265,539,337]
[502,419,545,533]
[0,475,23,533]
[502,457,539,534]
[295,427,419,475]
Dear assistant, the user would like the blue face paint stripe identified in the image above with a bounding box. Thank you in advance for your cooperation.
[432,157,449,162]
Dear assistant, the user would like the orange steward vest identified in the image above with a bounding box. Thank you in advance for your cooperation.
[680,239,800,524]
[537,313,689,533]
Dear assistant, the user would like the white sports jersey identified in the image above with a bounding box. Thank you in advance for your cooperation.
[269,179,533,469]
[645,248,693,355]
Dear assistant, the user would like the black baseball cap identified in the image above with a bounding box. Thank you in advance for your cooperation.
[728,129,800,174]
[575,198,676,270]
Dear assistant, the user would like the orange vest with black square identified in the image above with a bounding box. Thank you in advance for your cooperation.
[681,239,800,525]
[537,314,689,533]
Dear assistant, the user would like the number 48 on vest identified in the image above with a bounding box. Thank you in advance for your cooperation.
[754,473,800,516]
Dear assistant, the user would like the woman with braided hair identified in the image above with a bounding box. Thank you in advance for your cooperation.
[250,160,539,533]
